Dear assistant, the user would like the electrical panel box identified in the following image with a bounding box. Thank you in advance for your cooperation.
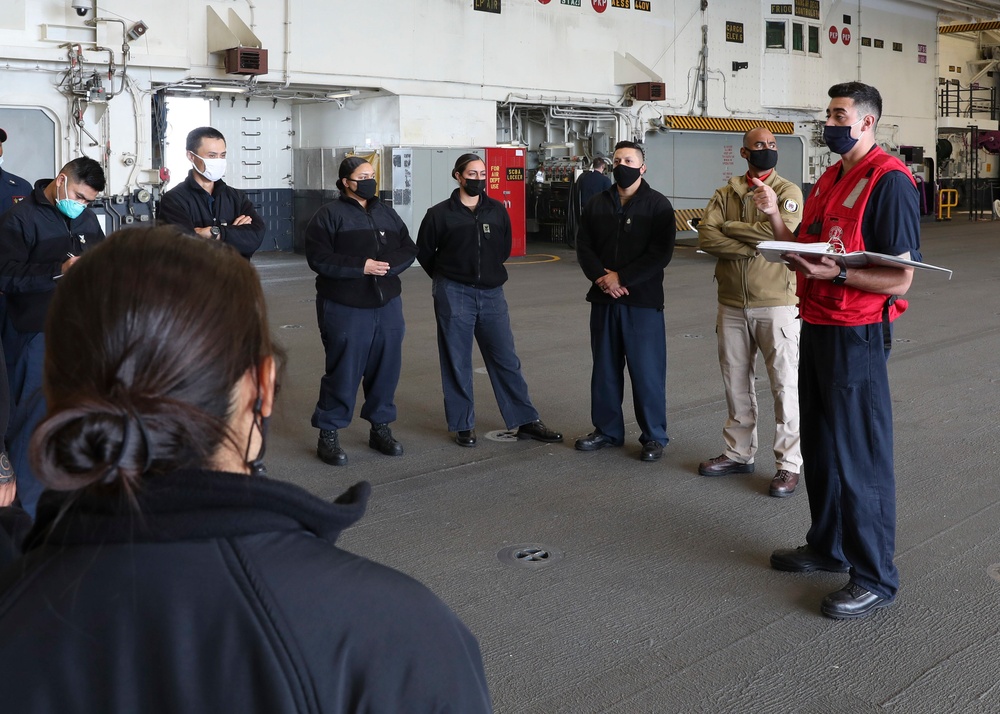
[390,147,485,237]
[388,147,525,257]
[485,147,527,258]
[225,47,268,75]
[634,82,666,101]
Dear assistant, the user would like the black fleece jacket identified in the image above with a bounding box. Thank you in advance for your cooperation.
[158,170,265,258]
[0,179,105,332]
[576,179,676,309]
[416,189,512,288]
[305,194,416,308]
[0,470,492,713]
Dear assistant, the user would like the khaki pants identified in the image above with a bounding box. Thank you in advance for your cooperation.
[716,303,801,472]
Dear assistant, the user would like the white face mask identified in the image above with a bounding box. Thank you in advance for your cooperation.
[0,156,4,168]
[191,154,226,182]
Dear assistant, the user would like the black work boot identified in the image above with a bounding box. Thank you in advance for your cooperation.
[369,423,403,456]
[317,429,348,466]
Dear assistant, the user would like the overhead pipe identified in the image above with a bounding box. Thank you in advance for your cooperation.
[699,24,709,115]
[282,0,292,89]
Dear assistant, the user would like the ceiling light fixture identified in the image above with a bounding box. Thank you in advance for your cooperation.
[203,85,248,94]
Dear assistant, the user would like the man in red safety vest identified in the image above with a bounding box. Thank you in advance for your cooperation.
[752,81,921,621]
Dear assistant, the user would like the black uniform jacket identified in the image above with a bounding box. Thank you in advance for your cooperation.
[576,179,676,310]
[0,167,32,216]
[0,179,105,332]
[305,194,416,308]
[0,470,493,713]
[158,170,265,258]
[416,189,512,288]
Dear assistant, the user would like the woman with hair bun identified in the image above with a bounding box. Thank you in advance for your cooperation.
[305,157,417,467]
[416,153,562,447]
[0,226,491,713]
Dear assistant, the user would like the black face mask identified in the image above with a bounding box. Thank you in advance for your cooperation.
[350,178,377,200]
[746,148,778,171]
[462,178,485,197]
[613,164,642,188]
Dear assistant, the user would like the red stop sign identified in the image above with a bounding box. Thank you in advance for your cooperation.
[829,26,839,43]
[592,0,607,11]
[842,28,852,45]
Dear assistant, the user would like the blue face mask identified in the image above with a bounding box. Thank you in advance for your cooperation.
[56,176,87,220]
[823,119,864,155]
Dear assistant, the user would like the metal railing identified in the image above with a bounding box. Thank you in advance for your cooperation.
[939,81,998,120]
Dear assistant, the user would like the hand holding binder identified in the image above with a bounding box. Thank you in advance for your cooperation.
[757,240,953,279]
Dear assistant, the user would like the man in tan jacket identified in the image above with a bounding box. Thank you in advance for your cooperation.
[697,127,804,497]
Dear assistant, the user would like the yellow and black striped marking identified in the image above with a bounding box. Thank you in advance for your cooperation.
[661,116,795,134]
[674,208,705,232]
[939,21,1000,34]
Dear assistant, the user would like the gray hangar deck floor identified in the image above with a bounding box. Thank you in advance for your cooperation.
[254,218,999,714]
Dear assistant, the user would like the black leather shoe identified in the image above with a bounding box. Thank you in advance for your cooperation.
[698,454,755,477]
[455,429,477,447]
[317,429,348,466]
[821,583,894,620]
[640,441,664,461]
[516,420,563,443]
[369,423,403,456]
[575,432,618,451]
[770,545,849,573]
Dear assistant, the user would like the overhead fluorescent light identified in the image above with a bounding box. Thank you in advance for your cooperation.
[325,89,360,99]
[204,85,247,94]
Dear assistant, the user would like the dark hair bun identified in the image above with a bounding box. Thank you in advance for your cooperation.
[31,403,154,491]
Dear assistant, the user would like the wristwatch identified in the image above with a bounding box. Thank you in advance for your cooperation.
[210,225,221,239]
[831,266,848,285]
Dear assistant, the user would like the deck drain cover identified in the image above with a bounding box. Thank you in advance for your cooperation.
[682,334,703,339]
[498,544,564,568]
[280,324,303,329]
[485,429,519,443]
[987,564,1000,582]
[298,298,315,303]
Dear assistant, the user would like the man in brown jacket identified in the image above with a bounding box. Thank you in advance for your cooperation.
[696,127,804,497]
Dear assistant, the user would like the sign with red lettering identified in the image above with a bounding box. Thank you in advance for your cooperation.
[829,26,839,43]
[592,0,608,11]
[842,28,851,44]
